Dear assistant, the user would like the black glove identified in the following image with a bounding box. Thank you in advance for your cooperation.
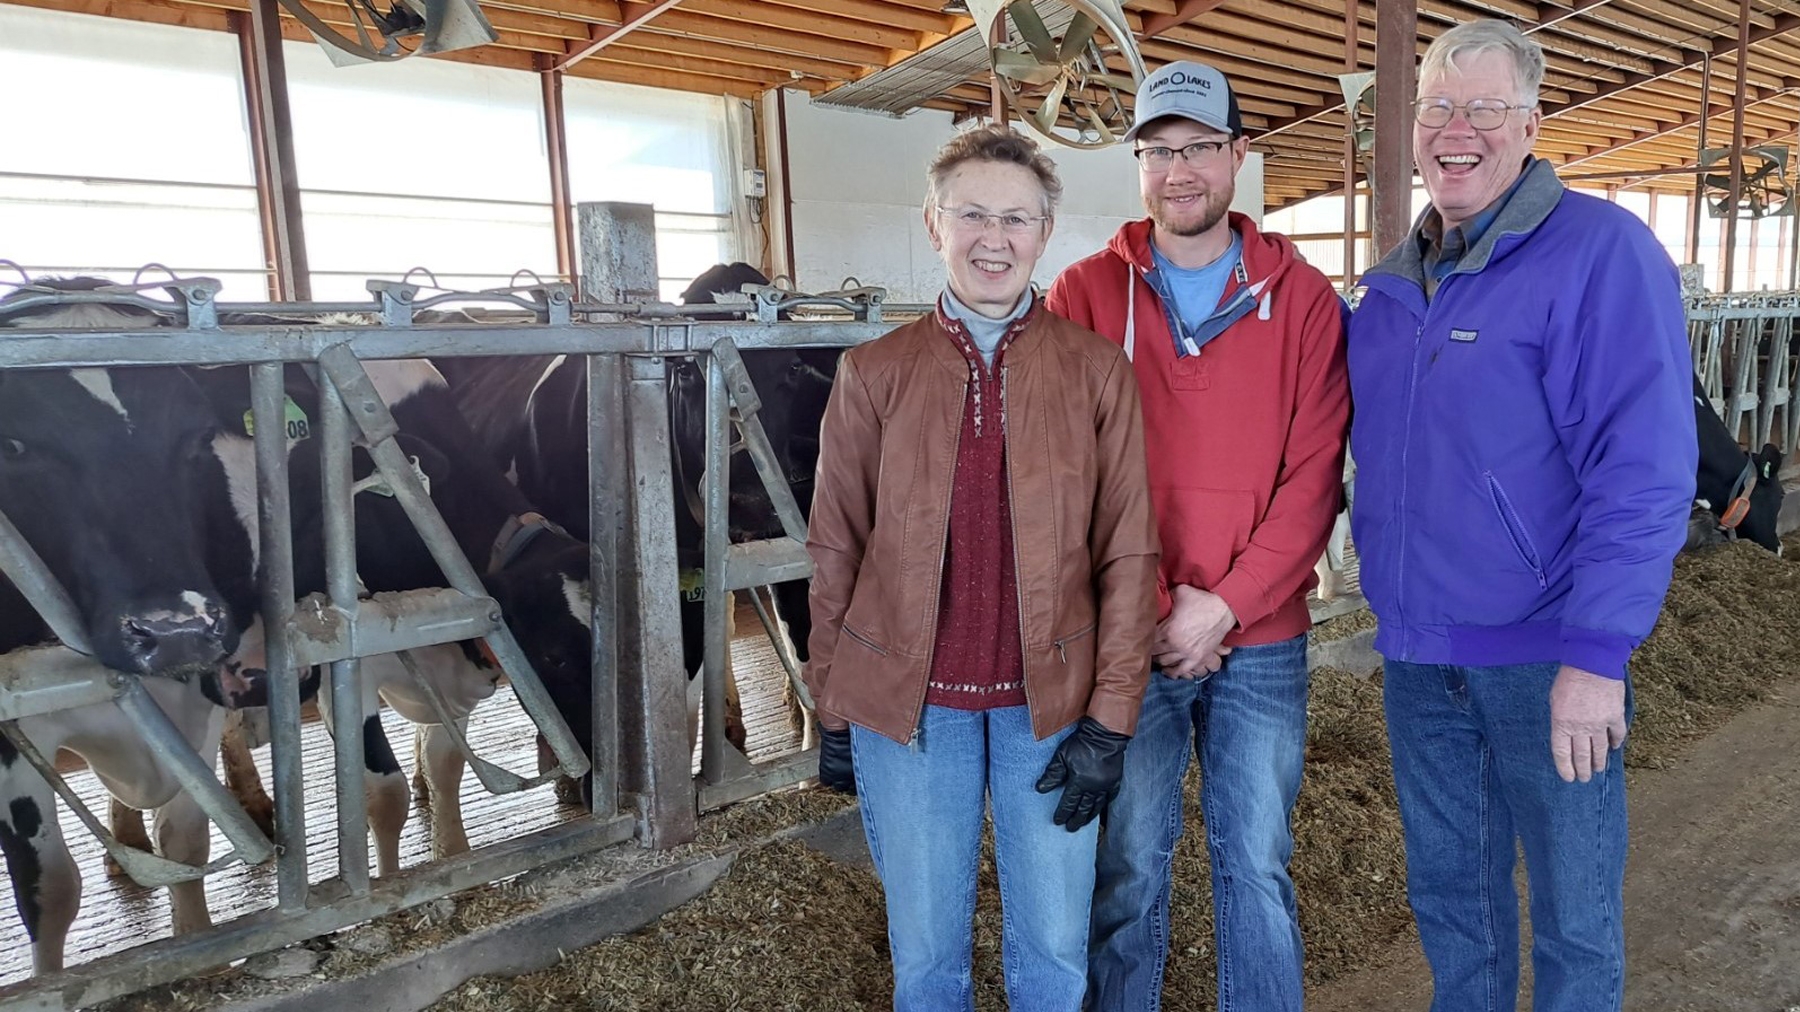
[1034,716,1130,831]
[818,726,856,794]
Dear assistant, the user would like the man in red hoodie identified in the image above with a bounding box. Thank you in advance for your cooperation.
[1047,60,1349,1011]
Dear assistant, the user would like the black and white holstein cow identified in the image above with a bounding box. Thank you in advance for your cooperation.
[434,263,838,758]
[178,326,598,869]
[1,282,595,977]
[0,295,267,975]
[1690,373,1785,553]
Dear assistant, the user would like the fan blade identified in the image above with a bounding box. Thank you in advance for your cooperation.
[1058,13,1099,64]
[1084,103,1117,143]
[1008,1,1060,63]
[1035,76,1070,134]
[993,48,1065,87]
[1090,72,1139,91]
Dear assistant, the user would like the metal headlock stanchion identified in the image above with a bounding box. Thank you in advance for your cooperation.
[0,246,918,1010]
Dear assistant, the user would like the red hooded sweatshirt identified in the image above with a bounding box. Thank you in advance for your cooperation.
[1047,213,1349,646]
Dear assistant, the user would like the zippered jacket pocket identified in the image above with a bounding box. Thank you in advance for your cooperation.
[841,623,889,657]
[1485,472,1547,588]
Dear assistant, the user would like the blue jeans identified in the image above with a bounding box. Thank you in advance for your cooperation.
[1089,634,1310,1012]
[853,704,1094,1012]
[1383,658,1632,1012]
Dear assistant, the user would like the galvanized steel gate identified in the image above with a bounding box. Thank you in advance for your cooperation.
[0,222,905,1009]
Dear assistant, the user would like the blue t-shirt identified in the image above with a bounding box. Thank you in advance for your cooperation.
[1151,230,1243,337]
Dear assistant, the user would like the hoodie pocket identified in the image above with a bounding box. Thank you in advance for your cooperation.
[1485,472,1547,588]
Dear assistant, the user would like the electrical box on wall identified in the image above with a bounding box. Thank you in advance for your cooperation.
[744,168,768,199]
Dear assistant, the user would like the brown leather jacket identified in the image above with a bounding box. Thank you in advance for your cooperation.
[803,303,1160,744]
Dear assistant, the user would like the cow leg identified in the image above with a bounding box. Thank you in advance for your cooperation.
[768,581,816,751]
[363,715,409,877]
[220,710,276,842]
[150,789,213,936]
[723,592,747,754]
[104,796,151,878]
[0,769,80,975]
[319,678,409,877]
[416,722,470,860]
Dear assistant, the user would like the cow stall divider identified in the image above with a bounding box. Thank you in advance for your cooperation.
[0,256,917,1010]
[1687,291,1800,461]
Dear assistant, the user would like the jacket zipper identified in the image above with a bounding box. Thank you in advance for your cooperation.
[1001,365,1037,726]
[1054,622,1096,663]
[1485,472,1548,588]
[841,624,888,656]
[1394,317,1423,659]
[910,373,967,745]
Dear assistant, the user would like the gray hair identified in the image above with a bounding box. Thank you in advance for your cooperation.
[1419,19,1544,107]
[924,124,1063,217]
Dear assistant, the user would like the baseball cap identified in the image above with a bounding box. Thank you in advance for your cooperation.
[1123,60,1244,143]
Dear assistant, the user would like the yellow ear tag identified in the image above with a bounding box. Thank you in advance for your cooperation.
[678,568,705,603]
[242,397,312,445]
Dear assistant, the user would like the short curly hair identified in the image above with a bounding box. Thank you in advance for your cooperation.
[925,124,1063,217]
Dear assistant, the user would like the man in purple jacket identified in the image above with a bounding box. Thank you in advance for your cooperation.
[1347,20,1695,1012]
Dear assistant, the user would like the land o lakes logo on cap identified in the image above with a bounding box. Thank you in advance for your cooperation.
[1126,60,1242,142]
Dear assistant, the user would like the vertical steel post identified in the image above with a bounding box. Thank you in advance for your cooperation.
[1372,0,1417,256]
[539,56,576,284]
[1723,0,1752,292]
[623,357,699,846]
[251,363,309,909]
[239,0,311,300]
[319,375,370,895]
[700,352,732,782]
[1689,54,1713,268]
[586,352,624,816]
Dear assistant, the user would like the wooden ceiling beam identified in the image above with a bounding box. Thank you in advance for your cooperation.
[649,9,892,66]
[628,29,864,78]
[755,0,962,35]
[557,0,683,71]
[1560,85,1800,169]
[1138,0,1228,40]
[564,57,763,97]
[675,0,923,52]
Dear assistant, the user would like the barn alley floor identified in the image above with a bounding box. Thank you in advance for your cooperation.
[0,593,806,986]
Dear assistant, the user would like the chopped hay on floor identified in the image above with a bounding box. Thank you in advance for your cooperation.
[114,536,1800,1012]
[1312,605,1378,642]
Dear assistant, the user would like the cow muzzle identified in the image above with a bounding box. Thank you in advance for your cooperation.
[118,608,232,678]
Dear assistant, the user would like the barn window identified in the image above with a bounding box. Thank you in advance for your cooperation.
[0,6,269,297]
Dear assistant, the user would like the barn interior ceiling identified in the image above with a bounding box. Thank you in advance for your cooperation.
[9,0,1800,210]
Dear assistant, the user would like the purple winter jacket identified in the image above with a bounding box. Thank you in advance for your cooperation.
[1347,158,1696,679]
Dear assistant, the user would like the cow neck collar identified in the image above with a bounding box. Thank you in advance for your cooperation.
[487,511,570,576]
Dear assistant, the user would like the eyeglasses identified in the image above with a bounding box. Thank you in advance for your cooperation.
[1132,140,1231,172]
[934,206,1050,234]
[1413,98,1530,131]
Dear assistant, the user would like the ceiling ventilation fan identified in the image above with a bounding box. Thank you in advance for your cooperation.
[1700,146,1795,219]
[967,0,1146,149]
[278,0,498,67]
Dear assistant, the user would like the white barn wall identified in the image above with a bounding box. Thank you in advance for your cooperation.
[778,90,1263,303]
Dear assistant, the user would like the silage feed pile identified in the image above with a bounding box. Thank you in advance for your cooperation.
[423,536,1798,1010]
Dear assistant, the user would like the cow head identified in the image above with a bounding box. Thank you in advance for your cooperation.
[0,281,240,680]
[1737,443,1786,552]
[672,265,838,542]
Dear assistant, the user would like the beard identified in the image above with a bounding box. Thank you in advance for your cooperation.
[1149,188,1233,238]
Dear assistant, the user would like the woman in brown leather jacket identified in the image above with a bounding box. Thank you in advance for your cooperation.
[802,125,1160,1012]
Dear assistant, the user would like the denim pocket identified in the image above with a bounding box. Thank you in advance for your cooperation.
[1485,471,1547,588]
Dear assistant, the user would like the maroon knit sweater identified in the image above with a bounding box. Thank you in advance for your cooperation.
[925,308,1030,711]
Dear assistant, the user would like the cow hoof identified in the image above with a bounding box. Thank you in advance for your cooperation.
[245,798,277,842]
[553,776,583,807]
